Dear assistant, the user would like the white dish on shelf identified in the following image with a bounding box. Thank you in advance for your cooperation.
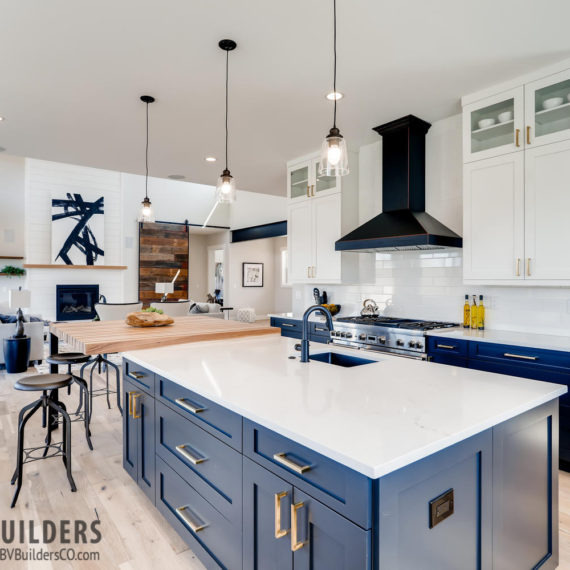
[478,118,496,129]
[543,97,564,110]
[497,111,513,123]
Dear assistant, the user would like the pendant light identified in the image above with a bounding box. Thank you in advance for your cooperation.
[216,39,237,203]
[319,0,349,177]
[138,95,155,223]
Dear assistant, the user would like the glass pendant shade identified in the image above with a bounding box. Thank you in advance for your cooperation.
[319,127,349,176]
[138,196,155,223]
[216,169,236,203]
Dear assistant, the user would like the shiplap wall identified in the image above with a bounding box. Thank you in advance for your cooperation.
[25,159,124,320]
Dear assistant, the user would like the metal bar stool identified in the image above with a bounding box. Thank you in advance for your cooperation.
[45,352,93,449]
[11,374,77,508]
[80,354,122,421]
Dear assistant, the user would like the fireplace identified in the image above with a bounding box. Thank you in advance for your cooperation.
[56,285,99,321]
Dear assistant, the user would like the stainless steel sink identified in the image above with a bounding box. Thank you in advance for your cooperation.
[309,352,377,367]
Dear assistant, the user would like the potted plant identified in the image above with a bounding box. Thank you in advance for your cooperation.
[3,288,31,374]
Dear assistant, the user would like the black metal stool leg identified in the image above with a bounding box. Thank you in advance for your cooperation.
[89,360,97,423]
[73,376,93,450]
[66,364,72,396]
[11,398,44,508]
[11,399,42,485]
[105,365,111,409]
[48,399,76,493]
[42,392,56,458]
[104,358,123,416]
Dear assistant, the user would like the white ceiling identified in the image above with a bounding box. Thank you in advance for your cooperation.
[1,0,569,196]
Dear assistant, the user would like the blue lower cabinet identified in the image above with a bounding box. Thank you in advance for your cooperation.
[156,456,242,570]
[123,377,155,504]
[271,317,302,340]
[243,457,293,570]
[292,488,372,570]
[429,354,468,367]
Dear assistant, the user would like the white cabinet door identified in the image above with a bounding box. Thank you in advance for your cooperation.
[312,194,341,282]
[525,68,570,148]
[288,201,312,282]
[287,160,312,202]
[463,87,525,163]
[463,153,525,280]
[524,139,570,280]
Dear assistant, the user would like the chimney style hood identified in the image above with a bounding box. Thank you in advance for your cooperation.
[335,115,462,252]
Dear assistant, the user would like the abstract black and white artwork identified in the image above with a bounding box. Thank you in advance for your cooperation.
[51,192,105,265]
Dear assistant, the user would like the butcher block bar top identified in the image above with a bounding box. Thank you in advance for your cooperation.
[49,315,278,355]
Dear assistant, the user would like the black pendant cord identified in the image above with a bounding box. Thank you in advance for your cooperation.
[225,49,229,172]
[145,100,149,199]
[333,0,337,130]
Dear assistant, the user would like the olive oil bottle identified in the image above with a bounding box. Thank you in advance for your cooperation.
[463,294,470,328]
[470,295,478,329]
[477,295,485,330]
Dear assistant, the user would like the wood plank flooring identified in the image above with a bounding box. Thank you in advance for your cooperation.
[1,364,569,569]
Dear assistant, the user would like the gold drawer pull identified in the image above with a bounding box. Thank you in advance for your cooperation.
[132,393,141,419]
[175,398,206,414]
[273,452,311,474]
[504,353,538,361]
[436,344,457,350]
[129,371,145,379]
[516,258,521,277]
[175,506,207,533]
[274,491,290,539]
[526,257,531,277]
[311,184,315,197]
[176,444,207,465]
[515,128,520,147]
[526,125,531,145]
[306,185,310,198]
[291,501,305,551]
[128,391,137,417]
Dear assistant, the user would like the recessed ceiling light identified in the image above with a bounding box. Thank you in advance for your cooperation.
[205,156,217,162]
[326,91,344,101]
[168,174,186,180]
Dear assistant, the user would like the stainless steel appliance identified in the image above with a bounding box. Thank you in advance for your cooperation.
[329,315,458,359]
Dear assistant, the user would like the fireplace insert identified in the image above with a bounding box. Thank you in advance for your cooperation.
[56,285,99,321]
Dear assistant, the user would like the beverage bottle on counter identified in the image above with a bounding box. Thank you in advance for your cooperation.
[471,295,478,329]
[478,295,485,330]
[463,295,470,328]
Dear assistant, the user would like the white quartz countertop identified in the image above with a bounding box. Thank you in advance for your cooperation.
[123,336,566,479]
[426,328,570,353]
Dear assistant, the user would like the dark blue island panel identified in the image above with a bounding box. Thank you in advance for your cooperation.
[270,317,331,344]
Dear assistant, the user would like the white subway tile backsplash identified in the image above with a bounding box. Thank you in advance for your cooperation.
[293,249,570,336]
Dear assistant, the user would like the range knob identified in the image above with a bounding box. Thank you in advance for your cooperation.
[409,340,417,348]
[378,336,386,344]
[359,334,366,341]
[396,339,404,347]
[345,332,353,339]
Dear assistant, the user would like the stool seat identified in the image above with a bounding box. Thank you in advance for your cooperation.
[14,374,73,392]
[46,352,91,365]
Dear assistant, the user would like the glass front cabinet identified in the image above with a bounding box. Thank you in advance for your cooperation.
[287,156,339,202]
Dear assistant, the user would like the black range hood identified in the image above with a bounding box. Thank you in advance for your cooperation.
[335,115,462,252]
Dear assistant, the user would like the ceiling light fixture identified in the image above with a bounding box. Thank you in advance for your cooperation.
[138,95,156,223]
[319,0,349,177]
[205,156,217,162]
[203,39,238,228]
[326,91,344,101]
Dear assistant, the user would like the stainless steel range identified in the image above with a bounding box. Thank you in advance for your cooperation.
[330,316,458,359]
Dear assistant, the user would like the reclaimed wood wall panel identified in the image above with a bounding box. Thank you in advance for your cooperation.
[139,222,189,306]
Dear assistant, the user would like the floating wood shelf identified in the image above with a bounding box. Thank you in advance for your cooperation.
[24,264,127,270]
[0,255,24,259]
[0,273,25,277]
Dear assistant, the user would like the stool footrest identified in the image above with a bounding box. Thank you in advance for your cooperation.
[23,443,64,463]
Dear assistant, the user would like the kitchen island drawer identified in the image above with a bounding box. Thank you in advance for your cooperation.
[123,359,155,394]
[428,336,469,357]
[156,376,242,451]
[469,341,570,372]
[271,317,302,339]
[243,419,372,529]
[156,457,241,570]
[311,321,332,342]
[155,401,242,525]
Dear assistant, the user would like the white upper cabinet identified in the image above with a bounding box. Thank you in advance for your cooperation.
[463,59,570,284]
[524,139,570,280]
[525,68,570,148]
[463,153,525,280]
[286,151,374,284]
[463,87,524,163]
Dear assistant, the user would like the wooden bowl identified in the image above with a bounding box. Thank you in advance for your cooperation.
[126,311,174,327]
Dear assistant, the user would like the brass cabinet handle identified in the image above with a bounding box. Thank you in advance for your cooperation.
[128,391,137,417]
[306,185,310,198]
[436,344,457,350]
[504,352,538,361]
[291,501,305,551]
[274,491,290,539]
[281,323,295,327]
[315,326,328,332]
[515,128,520,147]
[526,125,531,145]
[311,185,315,197]
[129,371,145,379]
[526,257,531,276]
[516,258,521,277]
[273,452,312,474]
[132,393,141,419]
[176,444,207,465]
[312,266,316,278]
[175,397,205,414]
[175,506,207,533]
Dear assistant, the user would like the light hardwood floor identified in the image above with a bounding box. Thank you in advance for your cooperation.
[1,365,569,569]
